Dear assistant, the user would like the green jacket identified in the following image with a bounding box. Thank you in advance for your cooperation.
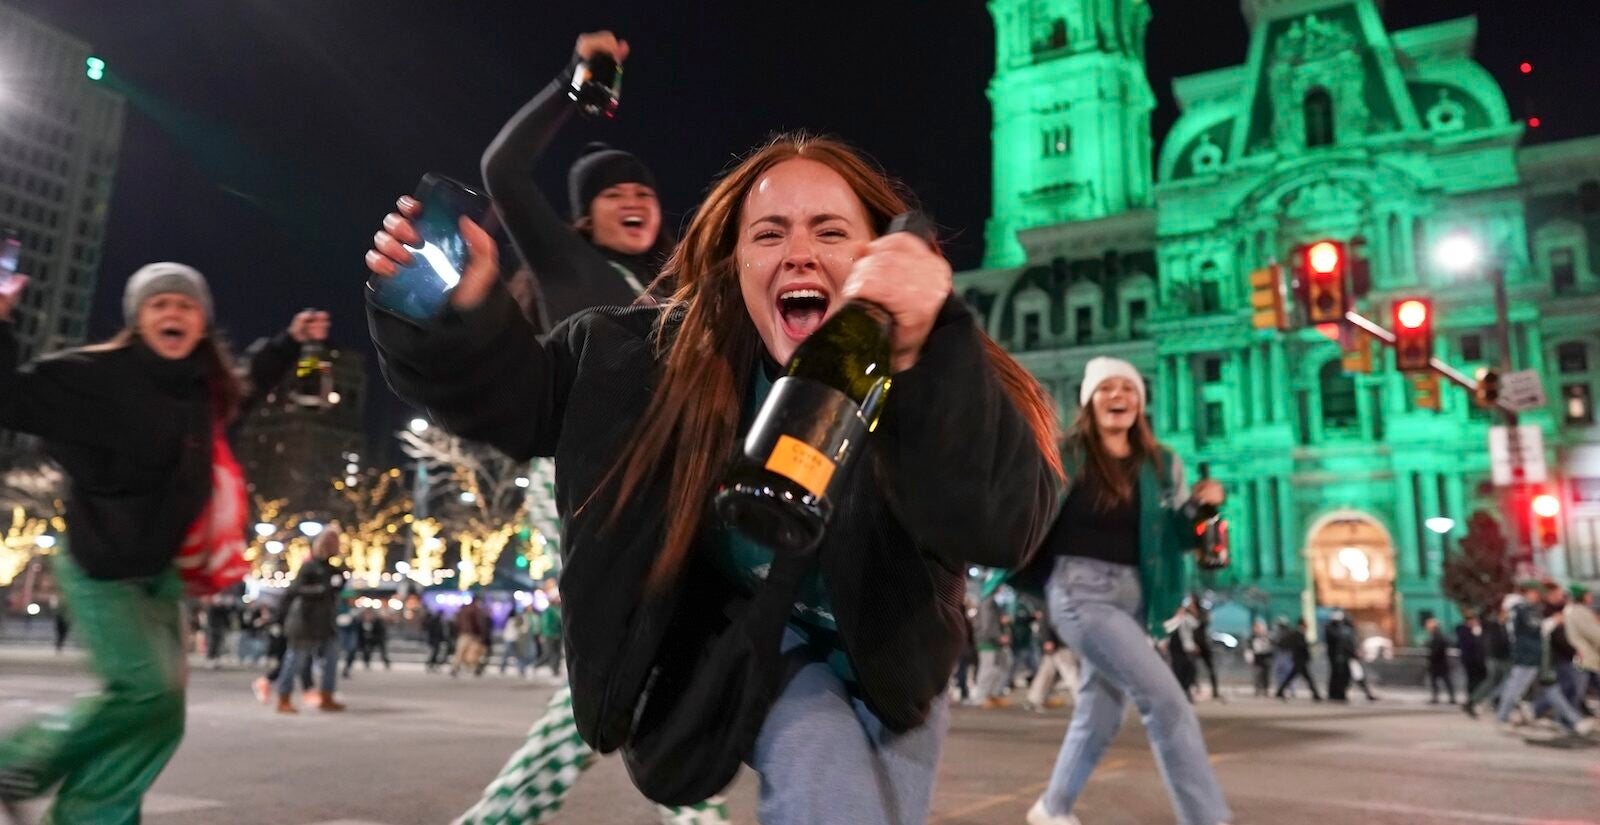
[992,443,1200,637]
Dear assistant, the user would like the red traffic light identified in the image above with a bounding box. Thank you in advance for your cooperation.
[1529,117,1542,129]
[1532,494,1560,518]
[1519,61,1533,74]
[1396,299,1429,329]
[1307,241,1342,276]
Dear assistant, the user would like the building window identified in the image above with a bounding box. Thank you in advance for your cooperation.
[1551,247,1577,292]
[1204,401,1225,439]
[1203,357,1222,383]
[1022,313,1042,350]
[1461,334,1483,362]
[1566,384,1595,425]
[1128,299,1148,338]
[1305,88,1335,147]
[1558,342,1589,374]
[1319,360,1358,431]
[1042,125,1071,158]
[1074,306,1092,344]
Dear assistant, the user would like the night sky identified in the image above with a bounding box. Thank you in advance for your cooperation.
[9,0,1598,458]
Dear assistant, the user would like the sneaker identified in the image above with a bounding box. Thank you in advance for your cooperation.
[1496,721,1521,736]
[1576,718,1597,737]
[251,676,271,705]
[1026,799,1081,825]
[1462,703,1478,719]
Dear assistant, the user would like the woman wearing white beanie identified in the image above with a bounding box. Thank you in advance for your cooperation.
[1015,356,1233,825]
[0,264,329,823]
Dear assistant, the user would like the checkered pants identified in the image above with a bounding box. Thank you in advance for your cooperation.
[454,686,731,824]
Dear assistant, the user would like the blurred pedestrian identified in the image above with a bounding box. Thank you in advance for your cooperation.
[1425,618,1456,704]
[536,591,563,680]
[1246,620,1273,698]
[1192,597,1222,702]
[0,264,319,821]
[1324,609,1356,702]
[1275,618,1321,701]
[1494,582,1590,736]
[1533,583,1584,721]
[1009,608,1041,689]
[973,592,1012,708]
[499,610,535,677]
[1026,619,1080,712]
[358,609,391,671]
[337,604,362,679]
[275,529,347,713]
[1455,609,1488,700]
[1564,585,1600,714]
[452,598,490,678]
[1464,603,1510,718]
[50,596,69,654]
[204,594,233,670]
[423,608,451,673]
[1164,602,1200,702]
[952,598,978,706]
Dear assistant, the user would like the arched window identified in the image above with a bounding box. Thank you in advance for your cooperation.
[1319,360,1358,432]
[1197,261,1222,313]
[1305,88,1335,148]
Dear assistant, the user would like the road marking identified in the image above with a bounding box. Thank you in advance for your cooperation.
[1248,795,1600,825]
[928,781,1048,822]
[143,793,226,815]
[301,820,398,825]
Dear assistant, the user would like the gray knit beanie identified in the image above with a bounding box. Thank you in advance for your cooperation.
[123,262,213,327]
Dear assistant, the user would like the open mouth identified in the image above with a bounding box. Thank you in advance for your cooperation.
[157,325,187,344]
[777,287,830,339]
[1107,405,1131,415]
[620,216,645,229]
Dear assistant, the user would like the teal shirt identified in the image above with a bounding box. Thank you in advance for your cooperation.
[715,363,855,681]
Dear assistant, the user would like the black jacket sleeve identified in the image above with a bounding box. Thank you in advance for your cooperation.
[367,282,577,461]
[0,321,128,450]
[237,331,300,417]
[480,57,638,332]
[874,296,1062,570]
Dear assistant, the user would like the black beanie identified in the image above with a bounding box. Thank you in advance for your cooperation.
[568,142,658,221]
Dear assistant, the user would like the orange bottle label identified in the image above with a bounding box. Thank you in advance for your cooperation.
[764,435,836,498]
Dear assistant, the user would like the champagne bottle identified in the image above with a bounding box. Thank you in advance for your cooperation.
[568,52,622,119]
[1194,462,1230,570]
[290,321,332,408]
[714,213,934,554]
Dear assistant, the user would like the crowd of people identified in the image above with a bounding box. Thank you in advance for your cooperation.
[3,25,1599,825]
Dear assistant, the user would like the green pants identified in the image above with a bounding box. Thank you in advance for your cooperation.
[0,556,186,825]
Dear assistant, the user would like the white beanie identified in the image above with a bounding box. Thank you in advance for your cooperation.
[123,262,213,327]
[1079,356,1146,408]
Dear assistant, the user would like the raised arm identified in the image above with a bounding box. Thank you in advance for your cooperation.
[481,32,639,330]
[0,279,129,450]
[367,205,577,460]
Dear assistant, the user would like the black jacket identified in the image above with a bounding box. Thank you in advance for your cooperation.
[1427,629,1452,670]
[368,283,1058,750]
[0,323,297,580]
[480,57,666,333]
[1454,622,1486,668]
[282,558,343,644]
[1482,616,1511,661]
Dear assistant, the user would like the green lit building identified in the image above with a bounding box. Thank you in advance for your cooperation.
[959,0,1600,642]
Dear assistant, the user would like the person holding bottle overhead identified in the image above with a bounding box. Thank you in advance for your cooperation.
[480,31,672,332]
[0,264,327,824]
[450,31,735,825]
[366,115,1061,822]
[1005,356,1233,825]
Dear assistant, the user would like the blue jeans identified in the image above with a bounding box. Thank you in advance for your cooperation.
[1042,557,1231,825]
[1495,664,1582,731]
[748,627,948,825]
[275,639,339,696]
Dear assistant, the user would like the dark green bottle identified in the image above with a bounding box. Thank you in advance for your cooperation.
[715,213,932,554]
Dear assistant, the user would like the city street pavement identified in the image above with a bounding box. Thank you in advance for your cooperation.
[3,646,1599,824]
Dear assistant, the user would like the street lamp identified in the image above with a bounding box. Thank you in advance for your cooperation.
[34,535,55,549]
[409,418,430,434]
[254,522,276,538]
[266,540,285,554]
[1433,233,1483,274]
[298,521,325,537]
[1424,517,1456,535]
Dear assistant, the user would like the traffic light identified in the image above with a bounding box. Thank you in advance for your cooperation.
[1532,492,1560,548]
[85,56,105,81]
[1301,240,1347,324]
[1341,328,1373,374]
[1248,264,1288,330]
[1392,298,1433,371]
[1474,368,1501,408]
[1410,372,1442,411]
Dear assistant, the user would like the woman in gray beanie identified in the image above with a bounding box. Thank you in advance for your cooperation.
[0,263,329,823]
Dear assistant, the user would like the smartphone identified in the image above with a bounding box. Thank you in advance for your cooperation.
[366,174,495,325]
[0,232,20,292]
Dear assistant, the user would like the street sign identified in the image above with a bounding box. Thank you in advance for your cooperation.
[1489,425,1547,485]
[1498,369,1546,412]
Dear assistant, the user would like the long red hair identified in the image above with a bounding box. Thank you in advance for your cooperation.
[606,133,1062,590]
